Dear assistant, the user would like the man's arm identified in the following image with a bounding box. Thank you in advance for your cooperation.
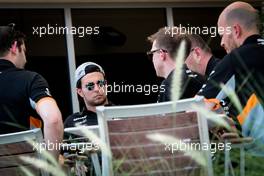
[35,97,63,160]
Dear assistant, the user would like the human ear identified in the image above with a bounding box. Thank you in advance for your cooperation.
[77,88,84,98]
[160,51,167,61]
[193,48,201,64]
[10,41,17,54]
[233,24,241,38]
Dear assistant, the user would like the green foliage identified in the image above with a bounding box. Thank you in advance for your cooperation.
[19,166,35,176]
[213,148,264,176]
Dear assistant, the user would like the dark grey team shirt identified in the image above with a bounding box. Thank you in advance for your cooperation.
[198,35,264,117]
[158,65,205,102]
[64,108,98,128]
[0,59,51,134]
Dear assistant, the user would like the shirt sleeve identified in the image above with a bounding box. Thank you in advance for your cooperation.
[28,73,52,108]
[197,55,235,100]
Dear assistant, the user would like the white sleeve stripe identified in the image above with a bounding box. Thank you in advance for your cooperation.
[29,98,36,110]
[216,75,235,100]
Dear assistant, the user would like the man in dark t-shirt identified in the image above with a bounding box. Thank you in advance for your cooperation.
[184,34,220,79]
[0,24,63,159]
[64,62,110,128]
[157,65,204,102]
[63,62,110,176]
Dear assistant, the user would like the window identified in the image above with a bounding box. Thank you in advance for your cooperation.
[72,8,166,105]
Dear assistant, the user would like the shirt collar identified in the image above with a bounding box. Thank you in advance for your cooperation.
[242,34,263,46]
[205,56,219,78]
[0,59,16,71]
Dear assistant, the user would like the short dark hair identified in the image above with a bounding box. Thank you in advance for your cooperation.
[187,34,212,53]
[147,27,191,59]
[0,24,26,57]
[226,8,260,32]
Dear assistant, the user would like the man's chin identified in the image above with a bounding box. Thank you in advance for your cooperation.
[93,98,107,106]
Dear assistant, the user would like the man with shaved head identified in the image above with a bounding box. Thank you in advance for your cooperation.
[198,1,264,156]
[217,1,259,53]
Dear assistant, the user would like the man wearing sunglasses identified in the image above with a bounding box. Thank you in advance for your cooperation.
[64,62,109,128]
[147,27,204,102]
[0,24,63,160]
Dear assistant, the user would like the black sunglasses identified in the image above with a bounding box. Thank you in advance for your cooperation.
[146,49,167,60]
[85,80,107,91]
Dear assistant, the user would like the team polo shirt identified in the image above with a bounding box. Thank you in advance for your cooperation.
[64,102,114,128]
[0,59,51,134]
[64,108,98,128]
[198,35,264,155]
[205,56,220,79]
[158,65,205,102]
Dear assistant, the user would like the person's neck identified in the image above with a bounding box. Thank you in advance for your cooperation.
[239,31,260,46]
[163,60,175,78]
[0,55,17,67]
[86,99,109,113]
[201,53,212,76]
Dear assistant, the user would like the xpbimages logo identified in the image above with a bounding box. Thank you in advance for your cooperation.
[164,140,231,154]
[106,82,165,95]
[32,24,100,37]
[90,81,166,96]
[164,25,232,38]
[32,140,100,154]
